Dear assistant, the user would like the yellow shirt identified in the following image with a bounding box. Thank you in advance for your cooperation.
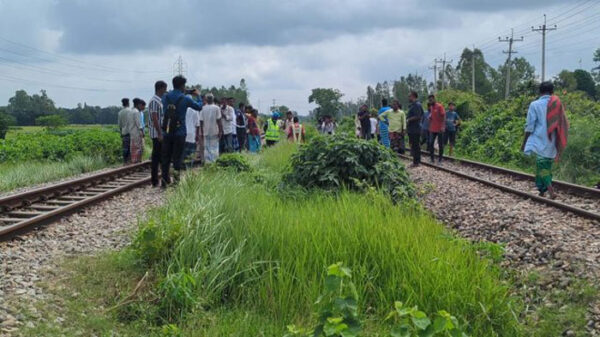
[379,109,406,133]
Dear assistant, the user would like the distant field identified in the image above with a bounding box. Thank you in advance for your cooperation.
[6,124,117,137]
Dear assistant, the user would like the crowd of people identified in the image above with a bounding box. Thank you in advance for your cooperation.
[117,76,306,188]
[351,91,461,167]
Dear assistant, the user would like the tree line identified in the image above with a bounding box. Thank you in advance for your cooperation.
[309,47,600,120]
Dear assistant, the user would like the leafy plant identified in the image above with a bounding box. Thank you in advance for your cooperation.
[284,134,414,202]
[36,114,68,129]
[386,302,468,337]
[285,262,361,337]
[215,153,252,172]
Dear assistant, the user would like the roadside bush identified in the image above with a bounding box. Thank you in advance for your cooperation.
[215,153,251,172]
[284,134,414,201]
[0,128,120,163]
[436,89,486,120]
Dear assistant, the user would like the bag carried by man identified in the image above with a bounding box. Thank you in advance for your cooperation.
[162,95,185,134]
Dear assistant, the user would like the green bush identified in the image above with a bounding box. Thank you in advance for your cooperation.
[0,128,121,163]
[36,114,68,129]
[284,134,414,201]
[0,112,15,139]
[457,92,600,186]
[215,153,251,172]
[435,89,486,120]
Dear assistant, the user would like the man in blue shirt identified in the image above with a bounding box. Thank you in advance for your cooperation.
[161,75,202,187]
[521,82,558,198]
[444,102,461,156]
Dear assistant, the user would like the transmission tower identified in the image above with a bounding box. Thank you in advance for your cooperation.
[173,55,188,77]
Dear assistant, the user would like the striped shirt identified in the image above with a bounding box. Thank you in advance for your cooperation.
[148,94,163,139]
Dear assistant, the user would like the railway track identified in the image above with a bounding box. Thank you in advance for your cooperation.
[0,161,152,239]
[401,152,600,222]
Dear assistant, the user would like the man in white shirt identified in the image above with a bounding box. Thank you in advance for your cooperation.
[200,93,223,163]
[182,101,201,167]
[220,98,235,153]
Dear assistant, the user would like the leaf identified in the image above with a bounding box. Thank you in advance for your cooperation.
[390,325,411,337]
[411,315,432,331]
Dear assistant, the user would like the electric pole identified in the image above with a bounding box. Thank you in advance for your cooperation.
[441,53,453,90]
[471,46,476,93]
[430,58,442,93]
[499,29,524,99]
[173,55,187,77]
[532,14,557,82]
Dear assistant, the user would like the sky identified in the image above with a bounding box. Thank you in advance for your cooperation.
[0,0,599,115]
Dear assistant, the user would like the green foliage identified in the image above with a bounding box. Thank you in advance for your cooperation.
[0,111,15,139]
[215,153,252,172]
[435,89,486,120]
[309,88,344,120]
[36,114,68,129]
[457,92,600,185]
[0,128,121,163]
[386,302,468,337]
[285,263,361,337]
[284,134,415,202]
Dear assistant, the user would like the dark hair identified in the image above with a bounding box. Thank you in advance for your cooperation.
[428,94,435,99]
[539,81,554,95]
[392,99,402,109]
[172,75,187,90]
[381,98,388,106]
[239,102,245,108]
[132,98,145,107]
[293,116,299,123]
[154,80,167,92]
[121,98,129,107]
[409,91,418,98]
[448,102,455,106]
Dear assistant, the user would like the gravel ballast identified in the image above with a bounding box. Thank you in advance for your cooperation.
[0,185,164,335]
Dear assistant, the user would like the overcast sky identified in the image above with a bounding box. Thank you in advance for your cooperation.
[0,0,598,115]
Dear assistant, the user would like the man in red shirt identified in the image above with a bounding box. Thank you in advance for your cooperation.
[427,94,446,163]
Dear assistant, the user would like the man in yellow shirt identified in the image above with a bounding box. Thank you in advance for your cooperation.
[379,99,406,155]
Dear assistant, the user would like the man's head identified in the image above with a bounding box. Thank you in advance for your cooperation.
[154,81,167,96]
[239,102,245,110]
[172,75,187,91]
[121,98,129,107]
[448,102,456,111]
[360,104,368,112]
[408,91,418,103]
[133,98,145,110]
[381,98,389,107]
[252,109,258,118]
[286,111,293,119]
[205,93,214,104]
[245,105,253,113]
[272,112,280,120]
[427,94,436,105]
[539,81,554,95]
[228,97,234,106]
[392,100,401,110]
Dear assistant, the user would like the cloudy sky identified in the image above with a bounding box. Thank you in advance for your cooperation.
[0,0,598,114]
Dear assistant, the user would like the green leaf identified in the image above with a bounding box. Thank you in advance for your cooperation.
[411,315,432,331]
[390,325,411,337]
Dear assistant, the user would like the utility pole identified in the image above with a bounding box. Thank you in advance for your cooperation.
[471,46,476,93]
[499,29,524,99]
[429,58,442,93]
[532,14,557,82]
[441,53,453,90]
[173,55,187,77]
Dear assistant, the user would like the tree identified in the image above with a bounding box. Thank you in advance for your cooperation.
[6,89,57,125]
[308,88,344,120]
[491,57,535,101]
[455,48,495,98]
[592,48,600,83]
[0,109,15,139]
[554,70,577,92]
[573,69,597,99]
[36,114,68,129]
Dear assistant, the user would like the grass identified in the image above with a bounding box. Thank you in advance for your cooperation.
[14,143,597,336]
[0,156,113,192]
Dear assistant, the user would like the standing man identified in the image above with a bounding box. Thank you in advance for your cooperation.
[220,98,235,153]
[444,102,461,157]
[129,98,145,163]
[199,93,223,163]
[378,98,391,148]
[406,91,423,166]
[427,95,446,163]
[148,81,167,187]
[235,102,247,152]
[379,100,406,155]
[183,93,201,167]
[521,82,568,199]
[117,98,131,164]
[161,76,202,187]
[358,104,371,140]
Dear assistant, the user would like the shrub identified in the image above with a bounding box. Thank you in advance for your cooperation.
[36,114,68,129]
[284,134,414,201]
[0,112,15,139]
[215,153,251,172]
[436,89,486,120]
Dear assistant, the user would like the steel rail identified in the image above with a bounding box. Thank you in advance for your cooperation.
[400,154,600,222]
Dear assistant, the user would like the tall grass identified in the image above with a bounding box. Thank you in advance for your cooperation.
[134,145,521,336]
[0,156,110,192]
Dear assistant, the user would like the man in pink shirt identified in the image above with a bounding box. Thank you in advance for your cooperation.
[427,94,446,163]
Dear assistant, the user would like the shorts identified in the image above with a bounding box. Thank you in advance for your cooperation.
[445,131,456,146]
